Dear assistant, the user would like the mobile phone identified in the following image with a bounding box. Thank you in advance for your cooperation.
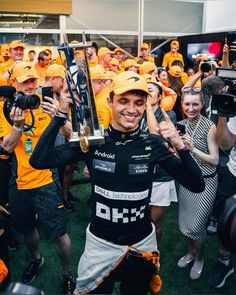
[42,86,53,103]
[226,32,236,47]
[176,123,186,135]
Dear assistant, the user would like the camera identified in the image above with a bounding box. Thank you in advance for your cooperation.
[212,67,236,117]
[200,56,216,73]
[0,86,41,132]
[0,86,40,111]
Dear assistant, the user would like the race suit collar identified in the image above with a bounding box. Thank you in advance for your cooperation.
[108,125,142,141]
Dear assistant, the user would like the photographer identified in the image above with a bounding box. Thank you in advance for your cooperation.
[0,62,75,295]
[208,115,236,288]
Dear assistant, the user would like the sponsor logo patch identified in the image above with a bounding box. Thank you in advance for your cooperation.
[95,185,149,201]
[93,159,116,173]
[96,201,146,223]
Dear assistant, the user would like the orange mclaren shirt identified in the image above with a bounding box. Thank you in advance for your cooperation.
[0,103,54,190]
[95,87,112,129]
[162,52,184,69]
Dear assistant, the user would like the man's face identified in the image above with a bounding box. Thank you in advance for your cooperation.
[39,56,50,67]
[141,48,149,58]
[10,47,24,61]
[92,79,106,96]
[103,53,112,66]
[108,91,146,132]
[52,77,64,93]
[109,64,119,73]
[14,78,37,95]
[171,46,178,53]
[127,66,139,73]
[114,51,123,61]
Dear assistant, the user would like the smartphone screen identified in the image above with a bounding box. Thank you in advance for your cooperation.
[42,86,53,103]
[176,123,186,135]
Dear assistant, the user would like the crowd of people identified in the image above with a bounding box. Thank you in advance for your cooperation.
[0,37,235,295]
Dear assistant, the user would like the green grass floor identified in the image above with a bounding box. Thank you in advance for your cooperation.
[9,167,236,295]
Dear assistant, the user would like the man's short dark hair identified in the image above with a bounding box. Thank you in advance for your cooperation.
[202,76,225,96]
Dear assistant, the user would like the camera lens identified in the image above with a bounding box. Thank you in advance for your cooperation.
[200,62,212,73]
[25,94,41,109]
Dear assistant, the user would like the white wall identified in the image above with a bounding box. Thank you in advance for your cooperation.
[203,0,236,33]
[66,0,203,35]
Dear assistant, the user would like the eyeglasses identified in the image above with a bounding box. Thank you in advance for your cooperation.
[182,87,202,94]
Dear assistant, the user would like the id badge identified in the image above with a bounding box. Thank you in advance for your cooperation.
[25,138,33,154]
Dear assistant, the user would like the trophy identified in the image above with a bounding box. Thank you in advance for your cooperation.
[58,33,105,152]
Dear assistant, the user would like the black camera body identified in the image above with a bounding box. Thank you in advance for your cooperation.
[0,86,40,111]
[200,60,212,73]
[7,91,40,111]
[0,86,41,132]
[212,68,236,117]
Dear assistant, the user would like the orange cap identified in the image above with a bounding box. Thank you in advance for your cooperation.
[139,61,156,75]
[143,74,158,84]
[12,62,39,83]
[111,71,149,95]
[9,40,25,49]
[140,43,149,50]
[45,64,66,79]
[90,65,105,80]
[98,47,114,57]
[109,58,120,67]
[123,59,140,69]
[168,65,182,77]
[114,47,122,54]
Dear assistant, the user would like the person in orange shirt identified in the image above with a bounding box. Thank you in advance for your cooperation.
[123,59,140,73]
[0,40,25,84]
[135,43,155,64]
[113,47,125,70]
[90,66,112,129]
[162,40,184,70]
[98,47,113,71]
[108,58,121,73]
[0,62,75,294]
[34,50,50,85]
[87,42,98,68]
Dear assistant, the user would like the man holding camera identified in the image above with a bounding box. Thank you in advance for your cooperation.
[208,114,236,288]
[0,62,74,295]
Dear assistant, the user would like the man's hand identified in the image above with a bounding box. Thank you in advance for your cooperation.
[59,81,80,114]
[10,106,25,127]
[159,108,184,148]
[41,96,58,118]
[181,133,194,151]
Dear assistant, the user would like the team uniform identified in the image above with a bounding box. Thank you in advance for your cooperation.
[30,115,204,294]
[162,52,184,69]
[0,104,65,239]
